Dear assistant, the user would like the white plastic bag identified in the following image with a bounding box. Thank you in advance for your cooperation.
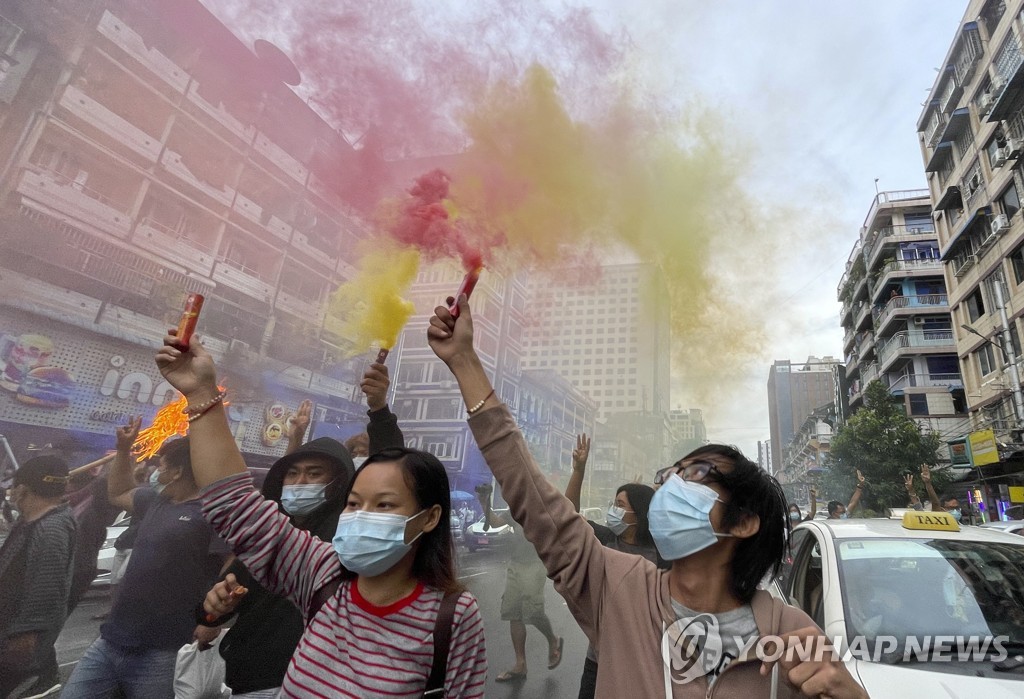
[173,632,231,699]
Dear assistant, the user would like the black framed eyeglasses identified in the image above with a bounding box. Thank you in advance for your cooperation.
[654,460,723,486]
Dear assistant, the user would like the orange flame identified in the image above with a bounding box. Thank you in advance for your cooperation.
[132,386,227,462]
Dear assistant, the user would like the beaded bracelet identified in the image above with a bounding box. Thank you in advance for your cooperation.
[184,390,227,422]
[467,389,495,415]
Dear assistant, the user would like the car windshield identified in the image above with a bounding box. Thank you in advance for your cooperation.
[837,538,1024,646]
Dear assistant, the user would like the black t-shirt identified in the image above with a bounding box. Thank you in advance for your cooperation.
[101,488,229,650]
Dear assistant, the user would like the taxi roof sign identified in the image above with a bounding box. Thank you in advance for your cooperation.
[901,511,960,532]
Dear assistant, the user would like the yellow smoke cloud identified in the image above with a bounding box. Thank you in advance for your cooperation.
[327,243,419,356]
[449,65,767,394]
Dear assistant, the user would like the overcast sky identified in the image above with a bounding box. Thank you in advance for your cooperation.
[203,1,971,457]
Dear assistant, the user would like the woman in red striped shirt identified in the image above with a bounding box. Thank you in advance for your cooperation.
[156,335,488,698]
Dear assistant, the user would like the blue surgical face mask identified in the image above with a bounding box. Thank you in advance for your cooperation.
[281,483,329,516]
[605,505,633,536]
[648,474,732,561]
[949,508,962,522]
[333,510,426,577]
[789,511,801,522]
[839,512,849,520]
[149,468,167,495]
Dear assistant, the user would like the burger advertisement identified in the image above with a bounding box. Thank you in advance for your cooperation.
[0,332,75,409]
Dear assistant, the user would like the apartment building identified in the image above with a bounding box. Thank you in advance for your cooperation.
[0,1,374,464]
[837,191,967,442]
[767,357,839,472]
[918,0,1024,441]
[668,407,707,455]
[777,407,833,501]
[522,262,671,420]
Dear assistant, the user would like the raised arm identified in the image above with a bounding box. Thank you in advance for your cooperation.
[156,335,340,615]
[108,417,142,513]
[564,433,591,513]
[846,469,866,514]
[904,474,923,510]
[362,363,406,452]
[285,400,312,456]
[428,296,621,637]
[806,485,818,521]
[920,463,943,510]
[155,334,246,487]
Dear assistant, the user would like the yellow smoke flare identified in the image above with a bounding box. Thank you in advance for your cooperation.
[328,245,419,356]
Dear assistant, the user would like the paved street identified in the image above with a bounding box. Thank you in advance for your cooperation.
[55,546,590,697]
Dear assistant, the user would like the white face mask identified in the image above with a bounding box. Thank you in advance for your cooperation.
[352,456,368,468]
[281,483,329,515]
[333,510,426,577]
[149,468,167,495]
[648,474,731,561]
[605,505,633,536]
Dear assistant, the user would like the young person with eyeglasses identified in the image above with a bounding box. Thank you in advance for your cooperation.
[427,296,868,699]
[155,335,487,698]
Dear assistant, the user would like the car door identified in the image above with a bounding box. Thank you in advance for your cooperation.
[786,529,827,629]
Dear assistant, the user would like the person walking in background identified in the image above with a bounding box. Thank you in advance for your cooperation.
[564,433,664,698]
[476,482,563,683]
[196,364,405,699]
[62,423,231,699]
[0,455,75,699]
[155,334,487,697]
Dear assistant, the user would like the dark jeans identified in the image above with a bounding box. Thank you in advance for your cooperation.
[577,656,598,699]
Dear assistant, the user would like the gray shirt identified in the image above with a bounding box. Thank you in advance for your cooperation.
[671,598,758,685]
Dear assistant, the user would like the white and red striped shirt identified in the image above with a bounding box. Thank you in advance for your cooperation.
[202,473,487,698]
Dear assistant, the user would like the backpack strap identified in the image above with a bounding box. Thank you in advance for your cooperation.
[423,591,460,698]
[306,578,341,626]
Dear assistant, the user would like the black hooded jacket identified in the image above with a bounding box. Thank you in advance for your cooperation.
[208,406,404,694]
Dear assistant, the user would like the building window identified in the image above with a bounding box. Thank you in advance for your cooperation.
[966,287,986,322]
[979,344,997,376]
[1000,182,1021,219]
[1011,243,1024,284]
[908,394,929,416]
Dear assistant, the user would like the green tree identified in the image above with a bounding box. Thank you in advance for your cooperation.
[825,381,950,512]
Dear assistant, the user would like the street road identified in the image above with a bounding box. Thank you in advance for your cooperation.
[55,546,591,697]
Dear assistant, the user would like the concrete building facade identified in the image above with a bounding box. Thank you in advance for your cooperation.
[837,191,968,443]
[918,0,1024,442]
[0,0,377,465]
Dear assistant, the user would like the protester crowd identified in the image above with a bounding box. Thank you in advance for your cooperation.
[5,297,996,696]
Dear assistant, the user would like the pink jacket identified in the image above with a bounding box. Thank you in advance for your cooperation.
[470,405,817,698]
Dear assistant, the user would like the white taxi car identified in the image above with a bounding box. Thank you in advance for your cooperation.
[769,511,1024,697]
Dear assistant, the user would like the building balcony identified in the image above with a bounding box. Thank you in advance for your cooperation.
[232,193,263,225]
[887,373,964,392]
[186,82,254,142]
[877,330,956,370]
[275,289,326,324]
[133,218,216,276]
[161,150,235,207]
[254,132,308,185]
[840,300,853,325]
[59,85,162,161]
[96,11,190,93]
[232,194,292,242]
[853,300,872,330]
[865,224,937,270]
[988,37,1024,122]
[16,169,132,240]
[861,362,881,386]
[212,260,274,303]
[289,230,337,269]
[843,326,857,353]
[924,111,947,148]
[872,259,943,292]
[874,294,949,333]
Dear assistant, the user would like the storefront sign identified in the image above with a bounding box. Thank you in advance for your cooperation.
[968,428,999,467]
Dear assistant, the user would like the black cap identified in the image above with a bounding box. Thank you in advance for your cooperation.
[14,455,69,498]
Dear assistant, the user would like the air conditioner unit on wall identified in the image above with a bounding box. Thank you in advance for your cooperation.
[980,92,994,113]
[993,147,1009,168]
[913,317,927,325]
[992,213,1010,234]
[1008,138,1024,158]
